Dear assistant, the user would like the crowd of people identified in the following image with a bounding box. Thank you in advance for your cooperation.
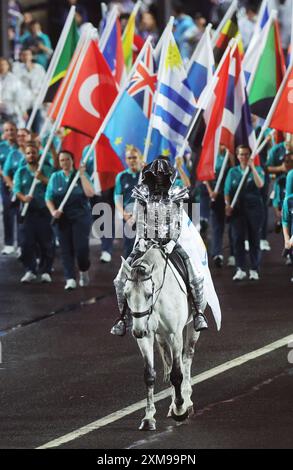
[0,0,293,290]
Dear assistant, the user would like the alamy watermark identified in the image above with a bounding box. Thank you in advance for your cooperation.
[91,196,201,240]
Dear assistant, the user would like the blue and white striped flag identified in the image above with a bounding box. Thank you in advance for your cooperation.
[150,33,196,157]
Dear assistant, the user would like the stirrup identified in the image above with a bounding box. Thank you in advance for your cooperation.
[193,313,208,332]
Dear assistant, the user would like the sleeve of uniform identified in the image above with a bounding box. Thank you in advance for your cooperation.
[286,170,293,195]
[282,198,290,228]
[256,166,265,184]
[2,151,12,177]
[45,173,56,202]
[114,172,122,205]
[273,180,280,209]
[224,168,233,197]
[13,167,22,195]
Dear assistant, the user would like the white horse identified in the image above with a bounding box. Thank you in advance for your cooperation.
[121,245,200,431]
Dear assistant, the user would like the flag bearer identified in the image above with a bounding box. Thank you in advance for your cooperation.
[45,150,95,290]
[224,145,265,281]
[14,142,54,283]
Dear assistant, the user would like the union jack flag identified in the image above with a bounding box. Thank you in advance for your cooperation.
[127,44,157,119]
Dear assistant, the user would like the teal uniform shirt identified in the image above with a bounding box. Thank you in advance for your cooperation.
[19,31,52,69]
[266,142,286,168]
[3,148,25,179]
[0,141,10,169]
[45,170,93,219]
[224,166,265,204]
[82,145,95,176]
[114,169,140,211]
[286,169,293,196]
[273,174,287,210]
[282,194,293,235]
[14,163,53,210]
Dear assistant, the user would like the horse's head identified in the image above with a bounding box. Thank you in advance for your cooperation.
[121,257,154,339]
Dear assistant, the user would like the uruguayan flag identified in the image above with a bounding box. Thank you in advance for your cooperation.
[151,33,196,154]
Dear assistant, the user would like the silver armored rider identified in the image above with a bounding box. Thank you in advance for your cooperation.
[111,157,208,336]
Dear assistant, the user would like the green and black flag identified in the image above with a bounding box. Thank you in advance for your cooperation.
[45,20,79,102]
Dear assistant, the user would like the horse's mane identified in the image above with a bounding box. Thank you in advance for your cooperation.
[131,247,164,282]
[131,264,149,282]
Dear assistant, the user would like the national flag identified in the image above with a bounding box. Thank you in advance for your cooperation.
[213,11,244,64]
[150,32,196,161]
[45,19,79,102]
[269,64,293,134]
[103,42,156,166]
[221,47,259,164]
[248,19,285,119]
[194,49,231,181]
[186,25,215,100]
[243,0,270,83]
[54,40,118,138]
[122,8,136,71]
[101,12,125,85]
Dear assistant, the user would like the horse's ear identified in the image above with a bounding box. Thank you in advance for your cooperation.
[148,263,155,274]
[121,257,132,275]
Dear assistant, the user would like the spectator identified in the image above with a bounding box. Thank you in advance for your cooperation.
[225,145,265,281]
[19,20,53,70]
[13,48,46,133]
[139,11,159,45]
[61,0,89,26]
[114,145,142,258]
[238,5,257,50]
[0,57,27,128]
[172,0,196,61]
[46,151,95,290]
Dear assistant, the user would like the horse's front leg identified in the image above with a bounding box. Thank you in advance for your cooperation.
[182,322,200,417]
[137,334,156,431]
[170,335,189,421]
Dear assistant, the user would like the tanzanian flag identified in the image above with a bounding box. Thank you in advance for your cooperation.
[248,20,285,119]
[45,20,79,102]
[213,12,244,65]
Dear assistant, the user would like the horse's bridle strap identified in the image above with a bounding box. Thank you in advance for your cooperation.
[131,308,152,319]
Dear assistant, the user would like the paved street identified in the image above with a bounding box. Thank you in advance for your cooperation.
[0,223,292,449]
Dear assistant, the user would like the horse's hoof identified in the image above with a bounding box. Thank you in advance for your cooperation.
[139,419,156,431]
[187,405,195,417]
[171,408,189,422]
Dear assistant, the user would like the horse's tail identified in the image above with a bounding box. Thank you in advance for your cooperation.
[157,340,173,382]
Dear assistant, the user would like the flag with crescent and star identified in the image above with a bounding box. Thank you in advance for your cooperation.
[269,64,293,134]
[103,43,157,166]
[55,39,118,138]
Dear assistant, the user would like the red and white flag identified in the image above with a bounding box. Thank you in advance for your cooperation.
[54,40,118,138]
[196,50,231,181]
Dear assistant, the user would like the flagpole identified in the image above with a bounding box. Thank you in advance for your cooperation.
[55,36,153,215]
[39,31,87,140]
[143,17,174,163]
[177,39,237,160]
[246,10,277,94]
[26,5,76,131]
[99,5,117,52]
[20,30,93,219]
[231,62,293,208]
[213,149,230,195]
[186,23,213,75]
[122,0,142,42]
[211,0,238,48]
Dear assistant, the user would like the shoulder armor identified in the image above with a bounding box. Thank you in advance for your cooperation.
[131,184,149,203]
[168,186,189,202]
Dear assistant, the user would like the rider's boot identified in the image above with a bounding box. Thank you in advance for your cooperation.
[110,277,133,336]
[185,256,208,332]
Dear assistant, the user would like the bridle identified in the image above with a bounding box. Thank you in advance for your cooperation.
[125,253,169,320]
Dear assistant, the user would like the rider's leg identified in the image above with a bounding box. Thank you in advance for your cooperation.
[110,248,139,336]
[173,245,208,332]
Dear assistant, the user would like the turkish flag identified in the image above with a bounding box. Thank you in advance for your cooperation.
[270,65,293,134]
[54,40,118,138]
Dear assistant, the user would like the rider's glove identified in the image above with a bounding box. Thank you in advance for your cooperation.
[164,240,176,254]
[138,238,147,252]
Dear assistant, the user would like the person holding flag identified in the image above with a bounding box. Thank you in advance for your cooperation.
[45,150,95,290]
[224,145,265,281]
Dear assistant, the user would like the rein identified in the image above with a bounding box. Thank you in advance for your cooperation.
[126,251,169,319]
